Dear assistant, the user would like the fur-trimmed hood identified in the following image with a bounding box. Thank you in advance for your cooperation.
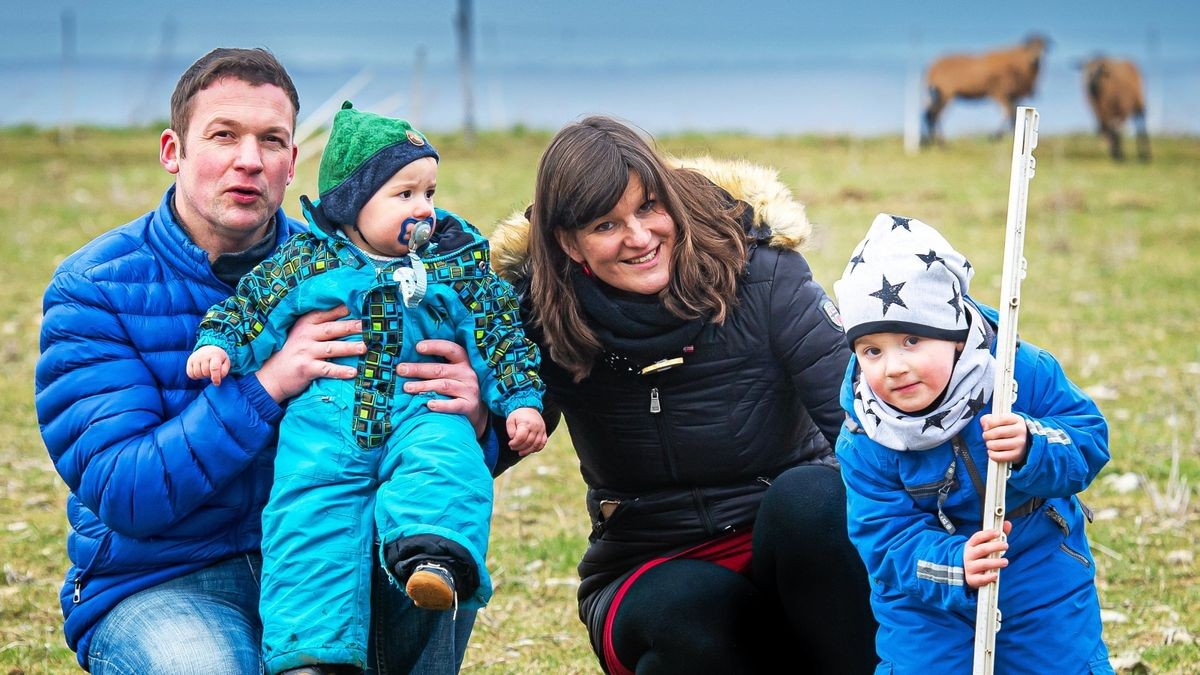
[490,156,812,284]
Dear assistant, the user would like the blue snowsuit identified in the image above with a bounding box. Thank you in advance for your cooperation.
[194,204,543,673]
[836,303,1113,674]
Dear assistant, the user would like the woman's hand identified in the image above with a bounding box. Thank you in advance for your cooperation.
[398,339,489,437]
[256,305,364,402]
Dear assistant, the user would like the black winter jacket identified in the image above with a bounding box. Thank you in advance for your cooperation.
[491,157,851,602]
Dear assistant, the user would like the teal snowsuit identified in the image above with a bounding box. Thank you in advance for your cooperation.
[194,205,543,673]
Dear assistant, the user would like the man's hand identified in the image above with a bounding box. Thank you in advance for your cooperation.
[963,521,1012,589]
[398,339,488,437]
[187,345,232,385]
[256,305,364,402]
[981,412,1029,464]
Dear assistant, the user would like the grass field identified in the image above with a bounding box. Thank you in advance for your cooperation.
[1,125,1197,673]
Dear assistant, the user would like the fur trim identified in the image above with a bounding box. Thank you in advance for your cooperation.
[491,156,810,283]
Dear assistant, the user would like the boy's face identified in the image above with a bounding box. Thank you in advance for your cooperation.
[351,156,438,257]
[853,332,965,413]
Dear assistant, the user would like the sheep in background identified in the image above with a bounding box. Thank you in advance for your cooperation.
[1080,56,1151,162]
[921,34,1050,146]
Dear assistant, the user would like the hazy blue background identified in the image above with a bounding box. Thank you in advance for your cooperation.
[3,0,1198,137]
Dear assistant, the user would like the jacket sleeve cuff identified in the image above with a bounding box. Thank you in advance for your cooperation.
[237,374,285,425]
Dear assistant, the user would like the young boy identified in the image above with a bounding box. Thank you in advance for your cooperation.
[187,102,546,675]
[832,213,1113,673]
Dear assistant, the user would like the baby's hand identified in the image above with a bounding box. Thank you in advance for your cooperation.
[187,345,232,386]
[980,412,1029,465]
[963,521,1012,589]
[506,407,547,456]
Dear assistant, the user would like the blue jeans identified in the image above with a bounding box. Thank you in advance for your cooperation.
[86,554,476,675]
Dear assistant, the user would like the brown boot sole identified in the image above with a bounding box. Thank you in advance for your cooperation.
[406,569,455,610]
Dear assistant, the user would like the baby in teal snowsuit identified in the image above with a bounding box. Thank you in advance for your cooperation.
[187,102,546,675]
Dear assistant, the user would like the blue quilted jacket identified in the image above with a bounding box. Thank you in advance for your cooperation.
[34,186,303,668]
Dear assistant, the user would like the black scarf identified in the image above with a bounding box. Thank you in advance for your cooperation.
[571,266,706,367]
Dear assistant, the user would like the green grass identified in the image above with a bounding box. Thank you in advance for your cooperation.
[2,126,1198,673]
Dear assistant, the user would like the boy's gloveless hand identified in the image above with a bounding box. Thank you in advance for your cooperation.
[187,345,232,386]
[963,520,1012,589]
[506,407,547,456]
[980,412,1029,464]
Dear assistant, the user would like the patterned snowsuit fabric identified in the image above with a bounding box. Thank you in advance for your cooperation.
[193,208,542,673]
[836,302,1112,673]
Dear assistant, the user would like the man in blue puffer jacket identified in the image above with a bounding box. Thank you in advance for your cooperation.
[34,47,491,674]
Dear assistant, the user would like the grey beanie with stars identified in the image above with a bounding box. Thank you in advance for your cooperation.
[834,213,974,346]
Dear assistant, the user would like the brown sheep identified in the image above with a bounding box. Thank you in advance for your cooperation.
[921,34,1050,146]
[1079,56,1150,161]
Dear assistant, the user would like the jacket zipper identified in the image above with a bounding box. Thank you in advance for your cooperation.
[648,383,716,534]
[648,384,681,480]
[73,532,114,604]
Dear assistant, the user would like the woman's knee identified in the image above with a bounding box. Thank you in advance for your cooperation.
[758,464,848,535]
[610,560,757,672]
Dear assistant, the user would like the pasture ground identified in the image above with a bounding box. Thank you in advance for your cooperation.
[1,126,1197,673]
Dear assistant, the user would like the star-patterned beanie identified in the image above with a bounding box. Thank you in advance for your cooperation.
[835,213,974,347]
[836,212,995,452]
[318,101,439,227]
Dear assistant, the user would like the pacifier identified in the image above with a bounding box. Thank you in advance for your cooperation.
[399,216,435,251]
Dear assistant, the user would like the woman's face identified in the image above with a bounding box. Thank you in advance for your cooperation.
[557,173,676,295]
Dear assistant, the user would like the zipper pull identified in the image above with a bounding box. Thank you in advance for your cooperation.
[649,387,661,414]
[73,577,82,604]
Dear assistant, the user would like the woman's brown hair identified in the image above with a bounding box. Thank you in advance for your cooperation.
[528,115,749,381]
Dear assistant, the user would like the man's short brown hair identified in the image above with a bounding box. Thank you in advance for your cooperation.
[169,47,300,154]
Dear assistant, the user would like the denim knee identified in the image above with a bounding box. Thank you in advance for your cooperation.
[87,556,262,674]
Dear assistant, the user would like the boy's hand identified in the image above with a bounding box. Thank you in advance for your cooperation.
[980,412,1029,464]
[187,345,232,386]
[506,407,547,456]
[963,521,1012,589]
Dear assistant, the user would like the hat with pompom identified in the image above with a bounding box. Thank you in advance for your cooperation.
[317,101,439,226]
[834,213,974,346]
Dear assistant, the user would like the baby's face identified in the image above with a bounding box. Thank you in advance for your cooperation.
[853,332,964,413]
[351,157,438,257]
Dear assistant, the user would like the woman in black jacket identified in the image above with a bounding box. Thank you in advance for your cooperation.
[491,116,877,674]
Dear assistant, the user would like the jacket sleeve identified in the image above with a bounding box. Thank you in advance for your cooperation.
[194,246,308,375]
[1007,346,1110,497]
[461,272,545,418]
[35,269,282,539]
[768,249,852,446]
[488,283,559,476]
[836,431,977,618]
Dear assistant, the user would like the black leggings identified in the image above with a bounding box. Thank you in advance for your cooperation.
[608,465,878,674]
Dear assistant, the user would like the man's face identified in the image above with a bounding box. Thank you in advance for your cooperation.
[159,77,297,254]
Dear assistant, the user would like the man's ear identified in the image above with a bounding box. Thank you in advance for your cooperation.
[556,229,584,264]
[160,129,181,175]
[286,142,298,185]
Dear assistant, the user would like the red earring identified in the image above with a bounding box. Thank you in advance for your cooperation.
[581,262,594,277]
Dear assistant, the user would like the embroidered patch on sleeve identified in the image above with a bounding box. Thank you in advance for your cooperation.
[821,298,845,332]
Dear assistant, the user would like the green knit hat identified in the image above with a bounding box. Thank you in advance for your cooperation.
[317,101,439,226]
